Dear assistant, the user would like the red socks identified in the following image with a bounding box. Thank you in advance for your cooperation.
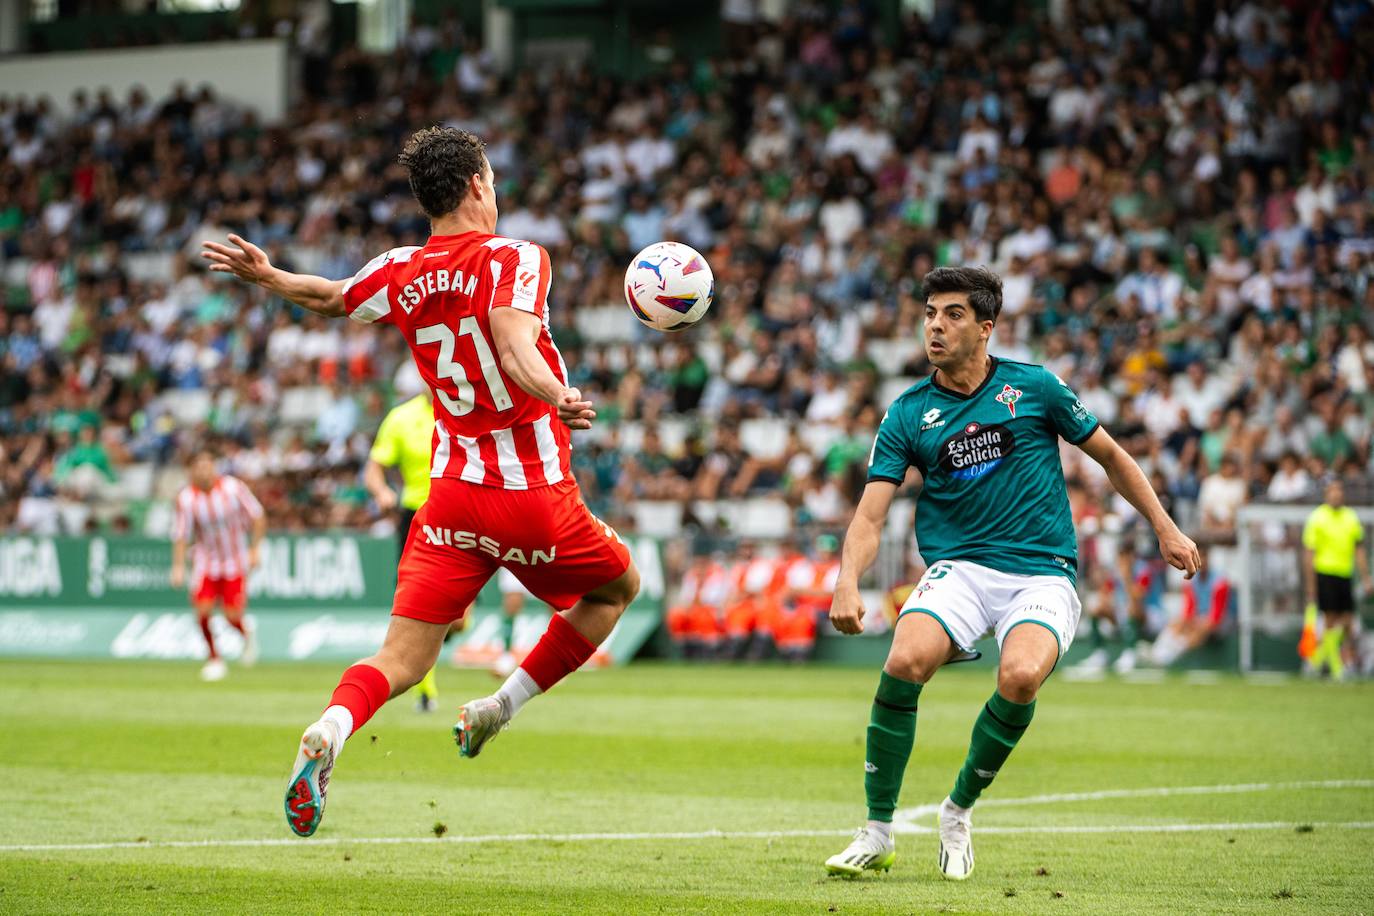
[520,613,597,692]
[327,664,391,735]
[198,616,218,659]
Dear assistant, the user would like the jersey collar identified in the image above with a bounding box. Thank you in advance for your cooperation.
[931,356,1000,400]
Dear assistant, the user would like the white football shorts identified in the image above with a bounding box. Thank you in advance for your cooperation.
[898,559,1082,661]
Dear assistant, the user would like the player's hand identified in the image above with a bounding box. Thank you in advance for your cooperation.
[1158,526,1200,580]
[201,233,273,285]
[829,584,866,635]
[374,488,398,512]
[557,387,596,430]
[169,566,184,589]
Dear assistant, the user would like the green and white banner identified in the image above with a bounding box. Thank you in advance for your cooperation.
[0,534,664,664]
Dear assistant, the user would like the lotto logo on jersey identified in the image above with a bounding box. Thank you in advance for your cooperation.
[920,408,945,431]
[938,422,1017,481]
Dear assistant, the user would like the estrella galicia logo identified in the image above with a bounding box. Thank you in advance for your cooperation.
[938,422,1016,480]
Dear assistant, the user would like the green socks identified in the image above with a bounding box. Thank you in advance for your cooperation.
[950,691,1036,808]
[1120,617,1138,649]
[865,671,922,822]
[1089,617,1105,650]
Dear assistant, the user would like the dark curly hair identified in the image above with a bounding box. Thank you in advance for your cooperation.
[397,126,488,219]
[921,266,1003,324]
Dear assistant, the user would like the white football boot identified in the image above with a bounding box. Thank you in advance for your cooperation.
[824,827,896,876]
[1112,647,1138,674]
[200,658,228,682]
[1072,647,1109,672]
[937,797,974,880]
[284,718,342,837]
[454,695,510,758]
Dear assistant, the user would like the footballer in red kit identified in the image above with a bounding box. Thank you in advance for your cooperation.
[203,126,640,839]
[170,450,266,683]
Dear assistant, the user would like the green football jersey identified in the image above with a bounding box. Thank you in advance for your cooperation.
[867,357,1100,583]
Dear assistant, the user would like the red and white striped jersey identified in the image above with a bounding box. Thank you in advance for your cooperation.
[173,475,264,580]
[341,232,571,491]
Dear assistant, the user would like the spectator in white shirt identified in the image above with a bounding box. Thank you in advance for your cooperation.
[1207,235,1252,313]
[1172,360,1233,428]
[498,196,569,249]
[1116,248,1183,320]
[1266,452,1312,502]
[1198,453,1249,537]
[1293,163,1336,229]
[956,114,1001,165]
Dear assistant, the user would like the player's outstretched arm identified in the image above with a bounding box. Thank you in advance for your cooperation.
[1077,427,1200,579]
[201,234,348,318]
[490,307,595,430]
[831,480,899,635]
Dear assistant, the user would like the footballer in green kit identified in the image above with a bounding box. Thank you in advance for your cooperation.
[824,267,1199,881]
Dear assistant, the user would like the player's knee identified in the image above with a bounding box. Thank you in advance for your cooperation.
[884,646,941,684]
[997,663,1043,703]
[610,562,640,610]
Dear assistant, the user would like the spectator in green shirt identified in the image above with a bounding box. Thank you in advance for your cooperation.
[52,426,118,485]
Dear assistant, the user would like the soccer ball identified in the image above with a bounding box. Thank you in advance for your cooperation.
[624,241,714,332]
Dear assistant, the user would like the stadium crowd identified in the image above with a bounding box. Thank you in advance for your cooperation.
[2,0,1373,657]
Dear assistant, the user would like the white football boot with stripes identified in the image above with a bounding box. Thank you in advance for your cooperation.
[937,797,974,880]
[824,827,896,877]
[284,718,342,837]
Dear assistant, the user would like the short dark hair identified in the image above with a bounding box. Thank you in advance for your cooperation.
[397,126,488,219]
[921,266,1003,324]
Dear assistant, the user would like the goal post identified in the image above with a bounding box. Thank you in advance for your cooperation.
[1235,503,1374,673]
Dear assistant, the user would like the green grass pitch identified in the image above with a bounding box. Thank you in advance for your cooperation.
[1,659,1371,914]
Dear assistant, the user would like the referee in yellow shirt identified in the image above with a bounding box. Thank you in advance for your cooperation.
[365,366,448,710]
[1302,479,1370,680]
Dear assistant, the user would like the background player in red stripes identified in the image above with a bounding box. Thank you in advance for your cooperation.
[203,126,640,838]
[169,450,266,682]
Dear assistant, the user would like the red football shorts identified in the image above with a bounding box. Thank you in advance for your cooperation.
[393,477,631,625]
[191,575,246,612]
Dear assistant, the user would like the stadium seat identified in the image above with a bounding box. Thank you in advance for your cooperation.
[98,463,156,503]
[632,500,684,538]
[141,501,175,538]
[153,468,188,501]
[123,252,177,283]
[159,390,212,427]
[865,339,921,377]
[738,499,793,538]
[739,418,790,459]
[877,377,919,411]
[799,424,843,457]
[279,386,331,425]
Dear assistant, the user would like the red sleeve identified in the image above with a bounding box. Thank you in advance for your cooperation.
[342,246,420,325]
[489,241,552,319]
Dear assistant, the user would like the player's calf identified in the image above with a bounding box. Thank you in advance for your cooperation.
[456,566,639,759]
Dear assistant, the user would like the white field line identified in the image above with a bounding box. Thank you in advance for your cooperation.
[891,778,1374,825]
[2,780,1370,854]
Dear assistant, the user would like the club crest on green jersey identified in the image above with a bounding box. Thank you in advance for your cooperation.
[994,384,1023,417]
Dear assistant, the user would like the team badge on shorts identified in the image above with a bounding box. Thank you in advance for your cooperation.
[995,384,1023,417]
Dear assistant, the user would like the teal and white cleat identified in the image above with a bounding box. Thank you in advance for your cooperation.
[825,827,896,877]
[454,695,510,759]
[284,719,341,837]
[937,797,974,880]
